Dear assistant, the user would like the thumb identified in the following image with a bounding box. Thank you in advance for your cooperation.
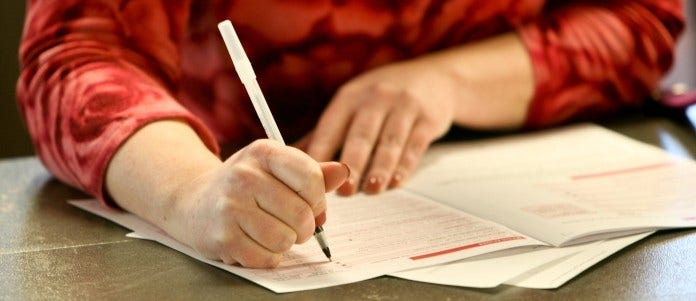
[314,161,350,226]
[320,161,351,192]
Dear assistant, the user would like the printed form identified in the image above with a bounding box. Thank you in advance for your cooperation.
[70,189,541,293]
[69,123,696,292]
[392,231,653,288]
[404,124,696,246]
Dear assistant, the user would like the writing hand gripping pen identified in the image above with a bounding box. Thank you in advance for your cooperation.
[218,20,332,260]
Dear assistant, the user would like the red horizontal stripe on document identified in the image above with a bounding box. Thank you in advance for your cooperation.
[571,162,673,180]
[409,236,526,260]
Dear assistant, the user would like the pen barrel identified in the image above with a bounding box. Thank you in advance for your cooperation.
[314,226,330,250]
[244,80,285,144]
[218,20,257,80]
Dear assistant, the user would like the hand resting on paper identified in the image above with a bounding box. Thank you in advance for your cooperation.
[300,33,534,196]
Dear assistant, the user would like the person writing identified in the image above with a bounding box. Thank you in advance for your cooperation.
[17,1,684,268]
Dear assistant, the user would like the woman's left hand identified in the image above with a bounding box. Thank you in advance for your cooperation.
[302,59,458,195]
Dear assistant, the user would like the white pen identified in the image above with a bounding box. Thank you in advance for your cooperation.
[217,20,332,261]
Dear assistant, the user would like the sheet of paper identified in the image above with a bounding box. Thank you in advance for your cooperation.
[405,124,696,246]
[505,232,654,288]
[391,231,652,288]
[390,245,583,288]
[70,189,541,293]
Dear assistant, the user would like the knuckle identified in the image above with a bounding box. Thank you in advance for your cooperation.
[399,154,417,171]
[213,196,237,214]
[347,129,375,148]
[227,164,264,192]
[409,130,432,153]
[278,232,297,251]
[371,82,397,97]
[261,230,295,253]
[335,82,357,98]
[380,132,402,149]
[400,147,420,168]
[245,139,277,159]
[292,205,315,229]
[263,225,297,252]
[399,89,419,104]
[213,227,237,248]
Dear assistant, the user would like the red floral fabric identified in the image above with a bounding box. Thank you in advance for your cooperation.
[16,0,684,203]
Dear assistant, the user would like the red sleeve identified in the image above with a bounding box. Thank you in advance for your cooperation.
[16,0,219,206]
[518,0,685,128]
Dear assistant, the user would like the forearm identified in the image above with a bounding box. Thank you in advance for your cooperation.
[105,120,221,229]
[17,0,217,202]
[419,31,535,130]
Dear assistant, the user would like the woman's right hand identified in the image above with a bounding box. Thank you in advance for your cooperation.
[164,140,349,268]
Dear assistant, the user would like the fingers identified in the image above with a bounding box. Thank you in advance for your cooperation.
[252,180,316,244]
[360,99,418,193]
[333,94,429,195]
[334,102,389,195]
[214,210,286,268]
[241,141,356,236]
[386,119,432,188]
[202,141,337,268]
[201,197,291,268]
[215,229,282,268]
[246,140,328,218]
[306,92,354,162]
[315,161,351,226]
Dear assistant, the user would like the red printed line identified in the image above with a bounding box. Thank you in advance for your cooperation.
[571,162,673,180]
[409,236,525,260]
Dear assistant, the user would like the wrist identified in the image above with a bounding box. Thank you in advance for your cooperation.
[423,32,534,129]
[105,120,221,230]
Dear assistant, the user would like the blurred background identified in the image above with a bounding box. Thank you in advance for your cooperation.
[663,2,696,91]
[0,2,694,159]
[1,1,32,158]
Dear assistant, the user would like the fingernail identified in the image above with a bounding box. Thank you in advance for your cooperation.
[337,177,356,195]
[363,175,384,194]
[388,172,403,189]
[340,162,351,178]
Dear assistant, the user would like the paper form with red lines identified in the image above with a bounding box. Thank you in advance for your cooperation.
[70,189,541,293]
[68,123,696,292]
[403,123,696,247]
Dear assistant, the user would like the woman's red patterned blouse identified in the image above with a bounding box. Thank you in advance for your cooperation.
[16,0,684,203]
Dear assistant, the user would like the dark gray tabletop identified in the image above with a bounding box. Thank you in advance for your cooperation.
[2,113,696,300]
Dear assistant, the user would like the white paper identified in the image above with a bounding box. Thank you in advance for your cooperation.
[69,123,696,292]
[391,232,652,288]
[70,189,540,293]
[390,245,583,288]
[505,232,653,288]
[405,124,696,246]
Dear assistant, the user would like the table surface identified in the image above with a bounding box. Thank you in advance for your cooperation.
[2,113,696,300]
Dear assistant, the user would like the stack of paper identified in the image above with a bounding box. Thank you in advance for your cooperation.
[70,124,696,293]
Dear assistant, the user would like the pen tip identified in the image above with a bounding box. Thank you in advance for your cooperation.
[322,247,332,260]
